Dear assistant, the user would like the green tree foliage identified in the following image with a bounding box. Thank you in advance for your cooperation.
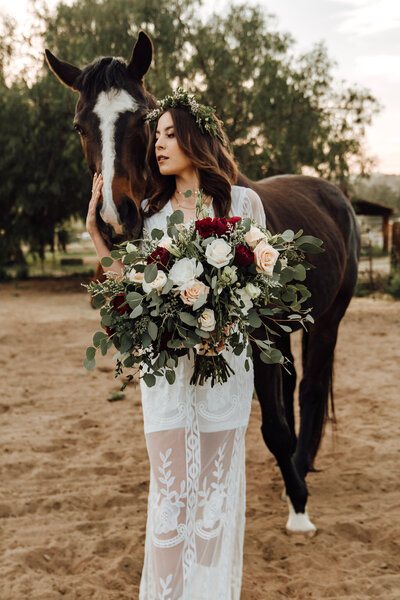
[0,0,380,265]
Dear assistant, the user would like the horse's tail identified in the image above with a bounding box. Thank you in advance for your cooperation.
[301,331,336,470]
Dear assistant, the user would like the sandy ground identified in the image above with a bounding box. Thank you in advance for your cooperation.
[0,279,399,600]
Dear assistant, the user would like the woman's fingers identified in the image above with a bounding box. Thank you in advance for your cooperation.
[86,173,103,234]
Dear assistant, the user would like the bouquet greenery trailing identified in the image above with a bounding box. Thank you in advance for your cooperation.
[84,192,323,388]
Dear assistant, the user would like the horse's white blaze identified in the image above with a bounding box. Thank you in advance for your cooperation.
[286,499,317,535]
[94,89,139,232]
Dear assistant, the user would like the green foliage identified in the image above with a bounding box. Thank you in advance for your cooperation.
[386,272,400,300]
[0,0,380,266]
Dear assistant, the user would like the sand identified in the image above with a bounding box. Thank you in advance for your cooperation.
[0,279,399,599]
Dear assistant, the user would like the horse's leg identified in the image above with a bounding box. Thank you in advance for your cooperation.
[252,347,316,534]
[278,334,297,453]
[293,288,352,479]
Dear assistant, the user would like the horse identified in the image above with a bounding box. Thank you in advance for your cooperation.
[45,31,360,534]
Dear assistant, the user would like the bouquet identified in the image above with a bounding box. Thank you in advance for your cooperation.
[84,192,323,387]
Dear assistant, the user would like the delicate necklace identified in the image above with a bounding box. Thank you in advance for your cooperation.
[173,191,197,211]
[175,188,199,197]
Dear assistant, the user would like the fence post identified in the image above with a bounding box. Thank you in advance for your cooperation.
[391,222,400,274]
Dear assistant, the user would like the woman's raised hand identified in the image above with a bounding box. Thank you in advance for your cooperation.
[86,173,103,235]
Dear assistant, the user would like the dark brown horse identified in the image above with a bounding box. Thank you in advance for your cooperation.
[46,31,360,534]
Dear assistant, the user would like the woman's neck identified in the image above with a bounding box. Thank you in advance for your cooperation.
[175,170,200,196]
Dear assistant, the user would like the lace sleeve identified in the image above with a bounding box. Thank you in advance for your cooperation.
[242,188,266,228]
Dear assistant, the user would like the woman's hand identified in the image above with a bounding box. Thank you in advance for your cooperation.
[86,173,103,236]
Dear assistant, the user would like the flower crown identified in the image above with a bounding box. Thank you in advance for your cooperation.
[144,88,226,145]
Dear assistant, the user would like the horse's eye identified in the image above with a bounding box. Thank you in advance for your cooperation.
[73,123,86,136]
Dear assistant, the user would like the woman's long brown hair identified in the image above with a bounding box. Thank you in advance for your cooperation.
[144,108,238,218]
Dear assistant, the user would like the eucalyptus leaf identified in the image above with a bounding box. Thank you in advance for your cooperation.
[142,333,152,348]
[169,210,184,225]
[192,294,207,310]
[100,338,108,356]
[278,323,292,333]
[247,309,262,328]
[167,338,183,348]
[282,229,294,242]
[144,263,158,283]
[161,278,174,295]
[195,328,211,339]
[142,373,156,387]
[166,370,176,384]
[151,228,164,240]
[126,291,143,304]
[84,357,96,370]
[147,321,158,341]
[92,294,106,308]
[120,334,132,354]
[101,256,114,267]
[86,346,96,361]
[292,264,306,281]
[93,331,108,347]
[180,312,197,326]
[130,304,143,318]
[123,355,135,367]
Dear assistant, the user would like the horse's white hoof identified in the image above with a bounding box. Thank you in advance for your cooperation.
[285,499,317,537]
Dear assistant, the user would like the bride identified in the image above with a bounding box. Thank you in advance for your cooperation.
[86,90,266,600]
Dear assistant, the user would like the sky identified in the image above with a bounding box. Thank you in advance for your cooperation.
[1,0,399,174]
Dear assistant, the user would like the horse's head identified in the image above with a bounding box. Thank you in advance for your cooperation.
[45,32,155,246]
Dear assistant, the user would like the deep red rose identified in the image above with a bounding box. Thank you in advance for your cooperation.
[234,243,254,267]
[105,325,114,337]
[228,216,242,226]
[147,247,170,270]
[195,217,215,238]
[213,218,228,236]
[112,294,130,315]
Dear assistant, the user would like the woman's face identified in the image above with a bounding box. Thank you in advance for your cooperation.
[155,111,194,178]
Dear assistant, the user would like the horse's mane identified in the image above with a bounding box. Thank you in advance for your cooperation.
[74,57,132,100]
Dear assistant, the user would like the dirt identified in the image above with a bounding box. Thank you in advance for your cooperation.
[0,279,399,599]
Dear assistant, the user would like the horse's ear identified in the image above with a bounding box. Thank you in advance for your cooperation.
[127,31,153,81]
[45,50,82,90]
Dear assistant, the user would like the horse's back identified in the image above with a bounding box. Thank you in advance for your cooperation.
[238,173,360,315]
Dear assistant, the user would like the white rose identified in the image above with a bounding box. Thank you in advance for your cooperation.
[236,288,253,315]
[254,239,280,276]
[198,308,216,331]
[127,264,145,284]
[126,242,138,253]
[169,258,203,290]
[244,226,266,248]
[221,265,238,285]
[245,282,261,299]
[142,270,168,294]
[205,239,233,268]
[158,235,173,249]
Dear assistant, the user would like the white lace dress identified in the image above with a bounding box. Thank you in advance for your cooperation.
[139,186,266,600]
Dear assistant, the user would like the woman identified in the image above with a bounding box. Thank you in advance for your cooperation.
[87,91,266,600]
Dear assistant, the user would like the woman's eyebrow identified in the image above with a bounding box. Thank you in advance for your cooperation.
[155,125,174,134]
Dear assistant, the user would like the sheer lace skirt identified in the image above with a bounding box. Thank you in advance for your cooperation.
[139,354,253,600]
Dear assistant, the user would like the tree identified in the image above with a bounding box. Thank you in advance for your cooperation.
[0,0,380,266]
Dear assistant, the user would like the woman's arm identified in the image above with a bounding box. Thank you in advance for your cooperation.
[86,173,123,277]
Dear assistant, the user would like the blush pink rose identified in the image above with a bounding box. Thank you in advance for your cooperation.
[180,279,210,306]
[253,239,280,276]
[244,226,266,248]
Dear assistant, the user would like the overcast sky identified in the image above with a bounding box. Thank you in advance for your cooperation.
[1,0,399,174]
